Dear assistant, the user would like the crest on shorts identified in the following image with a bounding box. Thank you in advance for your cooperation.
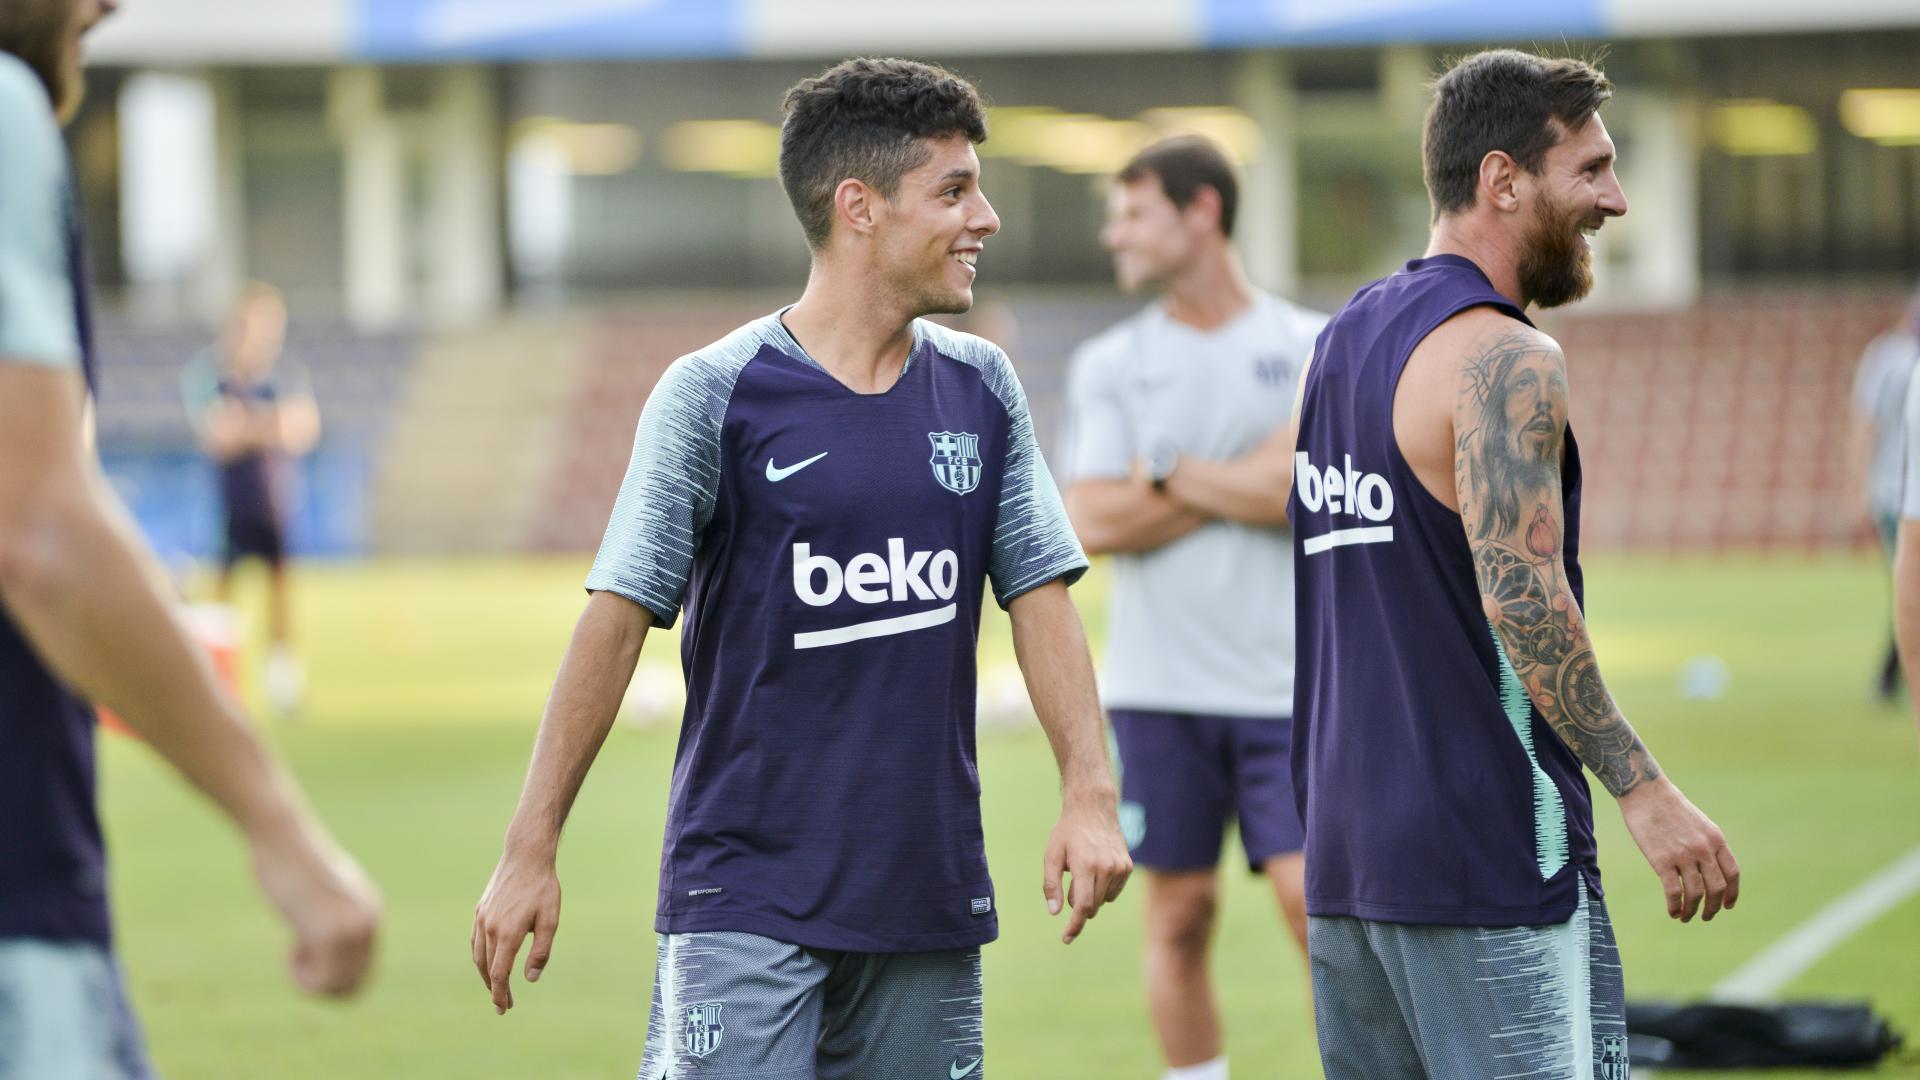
[1598,1034,1630,1080]
[683,1001,724,1058]
[929,432,982,495]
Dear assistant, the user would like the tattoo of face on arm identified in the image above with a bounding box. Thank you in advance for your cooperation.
[1456,330,1660,798]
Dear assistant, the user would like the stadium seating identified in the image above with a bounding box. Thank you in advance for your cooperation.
[92,315,418,559]
[1543,290,1906,551]
[91,291,1909,558]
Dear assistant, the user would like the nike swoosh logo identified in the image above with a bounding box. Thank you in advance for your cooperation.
[765,452,828,482]
[950,1059,982,1079]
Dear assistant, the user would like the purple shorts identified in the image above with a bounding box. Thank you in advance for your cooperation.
[1109,709,1305,873]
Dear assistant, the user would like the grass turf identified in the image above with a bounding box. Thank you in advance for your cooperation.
[99,554,1920,1077]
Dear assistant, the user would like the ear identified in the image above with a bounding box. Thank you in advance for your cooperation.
[1477,150,1523,214]
[833,178,880,241]
[1185,184,1225,235]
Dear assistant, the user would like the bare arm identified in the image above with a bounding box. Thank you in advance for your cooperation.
[1063,478,1208,555]
[1161,424,1293,526]
[1162,344,1317,526]
[1452,325,1739,922]
[0,362,379,993]
[473,589,651,1012]
[279,394,322,457]
[1007,579,1132,943]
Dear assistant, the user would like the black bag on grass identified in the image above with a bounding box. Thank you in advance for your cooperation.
[1627,1000,1903,1069]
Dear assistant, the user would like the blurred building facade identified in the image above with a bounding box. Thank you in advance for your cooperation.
[70,0,1920,557]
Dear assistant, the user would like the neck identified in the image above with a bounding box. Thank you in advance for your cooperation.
[783,257,919,394]
[1426,216,1528,311]
[1159,247,1256,331]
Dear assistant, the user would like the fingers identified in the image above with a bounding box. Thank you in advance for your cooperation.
[471,917,489,989]
[1698,852,1729,922]
[1717,844,1742,911]
[1678,862,1705,922]
[488,928,521,1015]
[526,907,559,983]
[1104,866,1129,903]
[1660,866,1684,920]
[1063,870,1092,944]
[1042,839,1065,917]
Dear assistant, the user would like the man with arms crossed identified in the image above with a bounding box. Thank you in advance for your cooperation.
[1063,135,1323,1080]
[0,3,380,1076]
[471,58,1130,1078]
[1208,50,1740,1077]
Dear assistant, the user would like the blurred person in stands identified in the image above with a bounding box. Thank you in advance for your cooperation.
[1851,287,1920,703]
[1061,134,1325,1080]
[184,283,320,717]
[0,3,379,1076]
[1172,50,1740,1077]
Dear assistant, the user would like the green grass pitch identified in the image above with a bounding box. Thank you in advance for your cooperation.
[99,554,1920,1077]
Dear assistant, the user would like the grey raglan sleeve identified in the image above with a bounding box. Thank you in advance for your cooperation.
[983,350,1090,607]
[0,58,78,371]
[584,355,730,627]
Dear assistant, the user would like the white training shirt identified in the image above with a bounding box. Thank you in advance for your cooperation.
[1062,292,1327,718]
[1899,353,1920,520]
[1853,330,1919,521]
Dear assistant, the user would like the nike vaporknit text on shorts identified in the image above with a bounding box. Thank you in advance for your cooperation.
[1109,709,1305,873]
[637,931,985,1079]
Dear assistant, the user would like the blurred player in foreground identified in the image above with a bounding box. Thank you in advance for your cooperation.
[1189,49,1740,1077]
[1063,135,1324,1080]
[473,58,1130,1077]
[185,283,321,716]
[0,3,380,1076]
[1851,288,1920,702]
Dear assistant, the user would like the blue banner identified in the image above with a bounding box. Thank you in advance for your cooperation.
[1205,0,1607,46]
[355,0,744,60]
[104,450,373,562]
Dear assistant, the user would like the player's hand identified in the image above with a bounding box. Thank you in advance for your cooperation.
[249,828,382,997]
[1042,788,1133,944]
[472,848,562,1015]
[1618,776,1740,923]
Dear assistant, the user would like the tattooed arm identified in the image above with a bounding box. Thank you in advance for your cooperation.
[1451,320,1741,922]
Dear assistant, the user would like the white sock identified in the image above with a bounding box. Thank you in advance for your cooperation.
[265,644,305,715]
[1164,1058,1228,1080]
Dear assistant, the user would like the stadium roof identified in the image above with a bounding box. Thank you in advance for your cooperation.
[89,0,1920,64]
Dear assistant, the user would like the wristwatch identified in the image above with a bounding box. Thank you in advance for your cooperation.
[1148,440,1180,491]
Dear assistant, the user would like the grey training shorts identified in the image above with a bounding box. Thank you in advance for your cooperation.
[637,931,985,1079]
[1309,876,1630,1080]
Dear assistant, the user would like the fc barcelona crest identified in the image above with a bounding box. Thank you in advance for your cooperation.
[929,432,983,495]
[1598,1034,1630,1080]
[683,1001,724,1059]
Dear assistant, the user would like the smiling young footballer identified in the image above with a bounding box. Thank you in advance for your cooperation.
[471,58,1132,1078]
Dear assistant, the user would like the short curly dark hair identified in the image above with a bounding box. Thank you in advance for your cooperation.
[1117,135,1240,239]
[1424,50,1612,220]
[779,58,989,250]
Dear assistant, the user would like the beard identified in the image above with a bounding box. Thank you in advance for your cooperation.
[1515,195,1594,310]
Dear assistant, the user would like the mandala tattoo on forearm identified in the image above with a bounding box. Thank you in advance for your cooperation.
[1458,332,1659,797]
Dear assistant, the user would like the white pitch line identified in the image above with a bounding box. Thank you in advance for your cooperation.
[1711,842,1920,1002]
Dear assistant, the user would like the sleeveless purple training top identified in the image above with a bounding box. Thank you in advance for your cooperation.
[0,184,109,945]
[1288,253,1599,927]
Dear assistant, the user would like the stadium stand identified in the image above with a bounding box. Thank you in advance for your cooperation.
[1545,289,1905,551]
[93,315,418,559]
[519,289,1906,557]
